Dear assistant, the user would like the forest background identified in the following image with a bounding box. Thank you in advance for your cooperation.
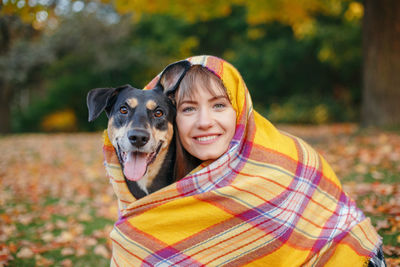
[1,0,399,266]
[1,0,399,132]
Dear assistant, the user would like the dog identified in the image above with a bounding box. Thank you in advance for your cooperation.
[86,61,194,199]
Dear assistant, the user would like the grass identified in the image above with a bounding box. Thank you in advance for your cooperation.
[1,126,399,266]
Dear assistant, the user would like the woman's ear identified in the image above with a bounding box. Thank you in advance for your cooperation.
[155,60,191,96]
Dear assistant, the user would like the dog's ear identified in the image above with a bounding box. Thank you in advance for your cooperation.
[87,87,120,122]
[87,87,117,122]
[155,60,191,96]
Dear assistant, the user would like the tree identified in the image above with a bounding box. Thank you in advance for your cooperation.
[0,0,60,133]
[113,0,400,127]
[0,15,51,133]
[12,13,148,132]
[3,0,399,129]
[0,0,122,133]
[361,0,400,127]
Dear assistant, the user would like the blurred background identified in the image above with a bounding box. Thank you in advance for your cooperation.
[1,0,399,133]
[1,0,399,266]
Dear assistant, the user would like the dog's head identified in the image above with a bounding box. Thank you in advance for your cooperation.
[87,61,190,187]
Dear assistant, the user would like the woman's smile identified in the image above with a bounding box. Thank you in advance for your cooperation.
[193,134,220,143]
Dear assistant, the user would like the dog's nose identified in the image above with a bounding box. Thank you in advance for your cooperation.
[128,129,150,148]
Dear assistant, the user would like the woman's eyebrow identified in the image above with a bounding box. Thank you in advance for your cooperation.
[178,99,197,105]
[209,95,229,102]
[179,95,228,106]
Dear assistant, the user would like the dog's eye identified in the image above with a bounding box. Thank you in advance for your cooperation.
[154,109,164,118]
[119,106,128,114]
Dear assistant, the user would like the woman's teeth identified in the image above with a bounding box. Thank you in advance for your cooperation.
[196,135,218,142]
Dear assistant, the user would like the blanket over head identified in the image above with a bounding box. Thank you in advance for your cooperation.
[103,55,381,266]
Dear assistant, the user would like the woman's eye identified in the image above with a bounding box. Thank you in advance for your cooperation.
[119,106,128,114]
[214,103,226,109]
[181,106,195,113]
[154,109,164,117]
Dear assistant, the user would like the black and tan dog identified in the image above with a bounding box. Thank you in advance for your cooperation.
[86,61,195,199]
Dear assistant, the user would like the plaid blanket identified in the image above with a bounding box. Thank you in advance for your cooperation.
[103,55,381,266]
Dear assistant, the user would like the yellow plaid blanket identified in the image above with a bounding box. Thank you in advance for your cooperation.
[103,56,381,266]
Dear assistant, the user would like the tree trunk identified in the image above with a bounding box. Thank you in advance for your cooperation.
[0,86,12,134]
[0,18,12,134]
[362,0,400,127]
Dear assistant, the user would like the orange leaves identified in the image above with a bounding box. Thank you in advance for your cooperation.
[0,126,399,265]
[344,2,364,22]
[41,109,78,132]
[1,1,54,29]
[112,0,350,34]
[16,247,34,259]
[0,244,14,265]
[245,0,322,26]
[94,244,111,258]
[114,0,235,22]
[0,133,115,265]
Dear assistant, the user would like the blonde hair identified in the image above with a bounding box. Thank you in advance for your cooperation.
[175,65,228,106]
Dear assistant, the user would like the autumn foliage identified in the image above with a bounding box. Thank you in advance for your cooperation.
[0,125,399,266]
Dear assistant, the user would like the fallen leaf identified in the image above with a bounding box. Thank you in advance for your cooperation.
[16,247,34,259]
[61,247,75,256]
[85,237,98,247]
[75,246,87,256]
[60,258,73,267]
[0,245,13,265]
[41,232,54,242]
[55,231,74,243]
[375,219,390,230]
[35,254,54,266]
[94,244,110,258]
[77,212,92,222]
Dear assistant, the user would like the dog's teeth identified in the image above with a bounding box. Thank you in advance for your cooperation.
[196,135,218,142]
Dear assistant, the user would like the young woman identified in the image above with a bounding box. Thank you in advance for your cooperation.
[105,56,385,266]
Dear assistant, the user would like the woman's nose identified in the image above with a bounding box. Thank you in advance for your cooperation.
[197,108,214,129]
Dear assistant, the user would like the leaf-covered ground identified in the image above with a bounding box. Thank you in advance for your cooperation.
[1,124,399,266]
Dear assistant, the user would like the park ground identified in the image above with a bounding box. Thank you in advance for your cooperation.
[0,124,399,266]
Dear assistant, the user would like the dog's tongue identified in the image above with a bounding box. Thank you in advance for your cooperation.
[123,152,147,181]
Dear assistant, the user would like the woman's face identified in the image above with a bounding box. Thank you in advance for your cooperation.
[176,80,237,161]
